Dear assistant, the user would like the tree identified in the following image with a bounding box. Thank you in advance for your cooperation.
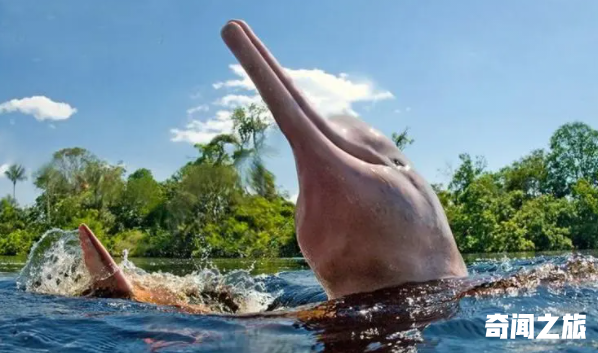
[0,196,30,255]
[193,134,238,166]
[499,149,548,197]
[33,164,61,224]
[546,122,598,197]
[166,163,243,256]
[510,195,574,251]
[80,161,125,210]
[392,127,415,150]
[33,148,122,227]
[448,173,504,252]
[571,179,598,248]
[441,148,576,253]
[249,159,277,200]
[115,168,164,229]
[448,154,487,200]
[229,103,277,193]
[4,106,592,258]
[0,102,302,258]
[4,164,27,201]
[34,147,97,197]
[230,103,272,164]
[203,195,297,258]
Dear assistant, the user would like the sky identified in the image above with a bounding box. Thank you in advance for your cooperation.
[0,1,597,205]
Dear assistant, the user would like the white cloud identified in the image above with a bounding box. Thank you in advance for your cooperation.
[0,96,77,121]
[213,64,393,117]
[0,164,9,177]
[170,110,233,144]
[172,64,394,145]
[284,67,393,117]
[214,94,261,108]
[186,104,209,116]
[213,64,256,90]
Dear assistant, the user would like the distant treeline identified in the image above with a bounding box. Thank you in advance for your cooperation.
[0,104,299,258]
[0,106,597,257]
[435,121,598,253]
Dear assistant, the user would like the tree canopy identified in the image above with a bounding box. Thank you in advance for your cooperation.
[0,117,597,258]
[437,122,598,253]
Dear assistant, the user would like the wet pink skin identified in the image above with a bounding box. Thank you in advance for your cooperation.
[79,224,133,297]
[221,20,467,299]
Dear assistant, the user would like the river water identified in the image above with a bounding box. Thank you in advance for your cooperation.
[1,229,598,352]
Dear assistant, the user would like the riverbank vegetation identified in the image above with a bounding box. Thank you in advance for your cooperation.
[436,121,598,253]
[1,105,597,257]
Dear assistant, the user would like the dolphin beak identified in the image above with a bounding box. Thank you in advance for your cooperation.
[221,20,342,163]
[78,224,133,298]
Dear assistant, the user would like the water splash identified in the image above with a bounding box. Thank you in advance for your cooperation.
[15,229,275,314]
[16,229,92,296]
[121,261,275,314]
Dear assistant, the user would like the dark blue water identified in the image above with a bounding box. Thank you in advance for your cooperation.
[2,232,598,352]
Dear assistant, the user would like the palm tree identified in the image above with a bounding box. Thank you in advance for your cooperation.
[229,103,277,193]
[4,164,27,200]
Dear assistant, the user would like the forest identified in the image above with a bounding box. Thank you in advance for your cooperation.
[1,104,597,257]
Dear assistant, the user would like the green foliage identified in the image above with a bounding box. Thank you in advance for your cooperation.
[231,103,271,161]
[499,149,548,197]
[2,117,597,257]
[111,230,149,257]
[571,179,598,248]
[194,134,238,166]
[0,230,32,256]
[439,122,598,253]
[546,122,598,197]
[248,159,278,200]
[448,154,487,198]
[511,195,573,250]
[114,168,164,229]
[202,196,296,258]
[0,197,31,255]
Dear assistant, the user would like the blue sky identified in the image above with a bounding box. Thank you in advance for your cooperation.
[1,1,597,205]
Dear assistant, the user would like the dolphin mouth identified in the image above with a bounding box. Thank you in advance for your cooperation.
[78,224,133,298]
[221,20,391,169]
[220,20,327,149]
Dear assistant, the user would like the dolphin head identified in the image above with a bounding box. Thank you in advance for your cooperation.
[222,20,467,299]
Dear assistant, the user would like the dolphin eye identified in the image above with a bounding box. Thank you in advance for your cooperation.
[392,158,404,167]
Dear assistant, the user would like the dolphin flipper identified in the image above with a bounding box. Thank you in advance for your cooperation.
[78,224,133,298]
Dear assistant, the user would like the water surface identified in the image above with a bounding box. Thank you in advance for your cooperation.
[1,233,598,352]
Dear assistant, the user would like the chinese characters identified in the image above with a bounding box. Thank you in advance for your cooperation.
[485,313,586,339]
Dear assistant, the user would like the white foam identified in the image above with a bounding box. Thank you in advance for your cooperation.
[18,229,275,314]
